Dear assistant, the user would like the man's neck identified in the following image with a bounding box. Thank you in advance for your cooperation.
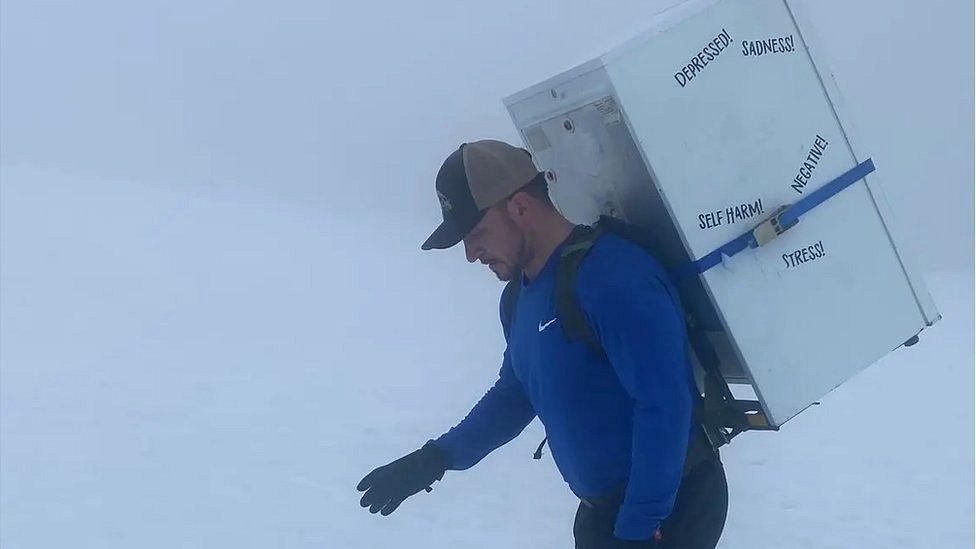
[522,214,576,281]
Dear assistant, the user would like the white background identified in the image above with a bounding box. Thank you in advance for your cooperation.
[2,1,973,547]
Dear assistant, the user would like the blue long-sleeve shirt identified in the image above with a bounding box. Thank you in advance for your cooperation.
[434,233,696,540]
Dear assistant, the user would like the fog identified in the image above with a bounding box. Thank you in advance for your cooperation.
[3,0,972,270]
[2,1,973,547]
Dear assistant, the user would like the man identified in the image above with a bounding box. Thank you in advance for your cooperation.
[357,140,728,548]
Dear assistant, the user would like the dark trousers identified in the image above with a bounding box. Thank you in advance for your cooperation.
[573,458,729,549]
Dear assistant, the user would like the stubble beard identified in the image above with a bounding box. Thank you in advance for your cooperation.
[502,230,531,282]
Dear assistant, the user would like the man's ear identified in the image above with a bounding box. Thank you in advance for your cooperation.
[505,191,531,220]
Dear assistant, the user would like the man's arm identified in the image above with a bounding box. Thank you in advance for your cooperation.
[581,266,694,541]
[433,345,536,470]
[357,298,535,515]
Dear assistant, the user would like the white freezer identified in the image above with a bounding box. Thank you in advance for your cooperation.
[504,0,939,428]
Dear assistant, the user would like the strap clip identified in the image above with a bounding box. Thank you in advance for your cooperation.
[751,205,799,247]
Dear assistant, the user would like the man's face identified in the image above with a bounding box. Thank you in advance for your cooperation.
[461,203,526,281]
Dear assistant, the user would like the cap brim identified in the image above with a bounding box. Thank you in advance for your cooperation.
[421,219,463,250]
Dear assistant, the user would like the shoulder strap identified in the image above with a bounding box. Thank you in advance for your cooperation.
[500,278,521,340]
[555,214,685,346]
[501,224,604,347]
[554,223,604,350]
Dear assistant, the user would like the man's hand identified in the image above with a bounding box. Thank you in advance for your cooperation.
[356,441,449,516]
[575,500,663,549]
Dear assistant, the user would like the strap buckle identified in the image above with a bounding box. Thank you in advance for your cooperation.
[751,204,798,247]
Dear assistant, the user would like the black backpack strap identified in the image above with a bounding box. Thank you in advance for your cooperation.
[500,278,521,341]
[523,224,605,461]
[555,224,604,351]
[516,224,603,462]
[500,278,549,459]
[685,314,775,449]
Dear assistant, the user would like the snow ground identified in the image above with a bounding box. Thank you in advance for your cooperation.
[1,168,973,548]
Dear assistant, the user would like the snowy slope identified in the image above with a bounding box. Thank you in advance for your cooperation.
[1,167,972,548]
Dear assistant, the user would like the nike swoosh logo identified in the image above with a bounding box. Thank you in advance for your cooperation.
[538,318,557,332]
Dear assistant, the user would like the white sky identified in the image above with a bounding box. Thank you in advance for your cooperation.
[1,0,973,271]
[1,2,973,547]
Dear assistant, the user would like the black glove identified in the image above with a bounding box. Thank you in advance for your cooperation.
[356,441,449,516]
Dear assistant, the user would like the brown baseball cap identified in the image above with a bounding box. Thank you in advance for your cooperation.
[421,139,541,250]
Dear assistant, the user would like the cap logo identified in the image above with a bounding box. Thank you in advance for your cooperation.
[437,190,453,212]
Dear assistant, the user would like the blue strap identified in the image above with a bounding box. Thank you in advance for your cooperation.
[779,157,875,227]
[673,158,876,279]
[673,226,756,279]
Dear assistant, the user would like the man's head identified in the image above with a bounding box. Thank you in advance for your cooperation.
[421,140,559,281]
